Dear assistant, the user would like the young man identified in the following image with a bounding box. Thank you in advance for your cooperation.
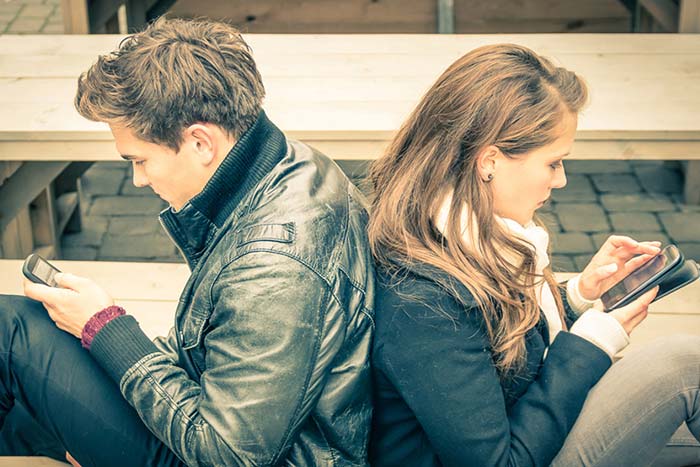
[0,18,374,466]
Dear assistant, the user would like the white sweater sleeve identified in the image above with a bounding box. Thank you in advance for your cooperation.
[566,274,597,316]
[569,309,630,359]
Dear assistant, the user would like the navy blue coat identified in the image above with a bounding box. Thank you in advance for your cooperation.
[370,266,611,467]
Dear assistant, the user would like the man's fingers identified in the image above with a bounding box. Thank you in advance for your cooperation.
[54,273,89,291]
[23,279,60,303]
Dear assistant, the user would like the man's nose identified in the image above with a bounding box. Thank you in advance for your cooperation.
[132,164,149,188]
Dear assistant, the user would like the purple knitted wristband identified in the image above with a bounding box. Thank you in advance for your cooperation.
[81,305,126,350]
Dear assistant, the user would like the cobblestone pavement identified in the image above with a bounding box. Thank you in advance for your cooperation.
[7,0,700,268]
[66,159,700,269]
[0,0,63,34]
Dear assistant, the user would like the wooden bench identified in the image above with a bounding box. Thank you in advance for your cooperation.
[1,30,699,466]
[2,33,700,259]
[0,260,698,356]
[0,260,696,465]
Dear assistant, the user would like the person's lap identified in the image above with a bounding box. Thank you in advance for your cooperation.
[552,334,700,467]
[0,294,183,467]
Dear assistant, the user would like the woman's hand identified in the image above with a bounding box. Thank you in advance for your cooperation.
[578,235,661,301]
[605,286,658,335]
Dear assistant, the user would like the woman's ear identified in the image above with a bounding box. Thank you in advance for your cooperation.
[476,145,500,182]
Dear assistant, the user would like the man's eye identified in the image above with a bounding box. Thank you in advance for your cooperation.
[133,160,145,166]
[550,161,563,170]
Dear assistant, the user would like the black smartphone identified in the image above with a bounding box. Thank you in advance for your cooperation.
[601,245,683,311]
[654,259,700,302]
[22,254,61,287]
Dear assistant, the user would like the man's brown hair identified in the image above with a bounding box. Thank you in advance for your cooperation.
[75,17,265,151]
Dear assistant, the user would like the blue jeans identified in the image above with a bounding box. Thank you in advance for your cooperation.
[552,334,700,467]
[0,295,184,467]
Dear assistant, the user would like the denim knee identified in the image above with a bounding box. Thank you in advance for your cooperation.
[0,295,54,344]
[644,335,700,384]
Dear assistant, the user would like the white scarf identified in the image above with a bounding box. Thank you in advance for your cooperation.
[434,193,563,343]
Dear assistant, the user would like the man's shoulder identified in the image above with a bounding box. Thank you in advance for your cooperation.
[219,140,370,278]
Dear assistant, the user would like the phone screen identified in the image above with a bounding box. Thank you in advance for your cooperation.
[30,257,60,287]
[602,246,681,309]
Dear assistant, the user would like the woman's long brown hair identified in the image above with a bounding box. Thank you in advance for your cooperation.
[368,44,588,378]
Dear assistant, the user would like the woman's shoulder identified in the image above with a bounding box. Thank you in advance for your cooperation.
[374,263,485,334]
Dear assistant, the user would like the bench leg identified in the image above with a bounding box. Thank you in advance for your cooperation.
[684,161,700,204]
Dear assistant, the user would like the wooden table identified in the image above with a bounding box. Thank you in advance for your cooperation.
[1,34,700,257]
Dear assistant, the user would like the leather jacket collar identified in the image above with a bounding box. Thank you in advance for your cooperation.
[160,111,287,266]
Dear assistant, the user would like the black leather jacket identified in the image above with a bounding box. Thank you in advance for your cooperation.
[89,113,375,466]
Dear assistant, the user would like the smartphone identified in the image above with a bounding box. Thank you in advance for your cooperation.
[22,254,61,287]
[601,245,683,311]
[654,259,700,302]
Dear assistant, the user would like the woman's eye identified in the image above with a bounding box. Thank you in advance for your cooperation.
[133,160,145,166]
[550,161,563,170]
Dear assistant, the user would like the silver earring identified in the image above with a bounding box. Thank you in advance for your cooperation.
[485,173,494,182]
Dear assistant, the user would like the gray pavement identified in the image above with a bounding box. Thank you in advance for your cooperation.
[67,159,699,270]
[7,0,700,269]
[0,0,63,34]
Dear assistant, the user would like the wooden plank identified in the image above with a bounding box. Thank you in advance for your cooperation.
[60,0,88,34]
[1,216,23,259]
[0,208,34,259]
[680,0,700,32]
[639,0,679,31]
[437,0,455,33]
[6,34,700,57]
[165,0,629,33]
[30,186,60,259]
[1,262,698,344]
[3,136,700,163]
[0,162,69,233]
[4,35,700,79]
[620,313,700,355]
[0,457,69,466]
[0,260,189,301]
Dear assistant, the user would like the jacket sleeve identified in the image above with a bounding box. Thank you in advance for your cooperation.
[89,251,336,466]
[151,326,179,363]
[375,287,611,467]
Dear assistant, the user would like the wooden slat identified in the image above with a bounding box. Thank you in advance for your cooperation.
[639,0,679,31]
[60,0,88,34]
[680,0,700,32]
[165,0,629,33]
[4,36,700,79]
[0,162,69,233]
[0,262,698,347]
[0,457,68,466]
[0,260,189,301]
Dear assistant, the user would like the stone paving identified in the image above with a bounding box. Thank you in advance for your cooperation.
[7,0,700,269]
[0,0,63,34]
[65,159,700,270]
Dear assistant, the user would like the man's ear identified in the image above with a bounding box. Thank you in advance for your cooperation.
[183,124,217,166]
[476,145,500,182]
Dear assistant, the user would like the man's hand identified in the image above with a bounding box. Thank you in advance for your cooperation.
[579,235,661,301]
[23,273,114,339]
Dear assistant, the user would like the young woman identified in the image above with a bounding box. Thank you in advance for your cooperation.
[368,44,700,466]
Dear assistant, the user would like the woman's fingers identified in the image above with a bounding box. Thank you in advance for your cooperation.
[609,286,658,335]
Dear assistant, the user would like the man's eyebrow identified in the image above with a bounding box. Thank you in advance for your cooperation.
[558,152,571,159]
